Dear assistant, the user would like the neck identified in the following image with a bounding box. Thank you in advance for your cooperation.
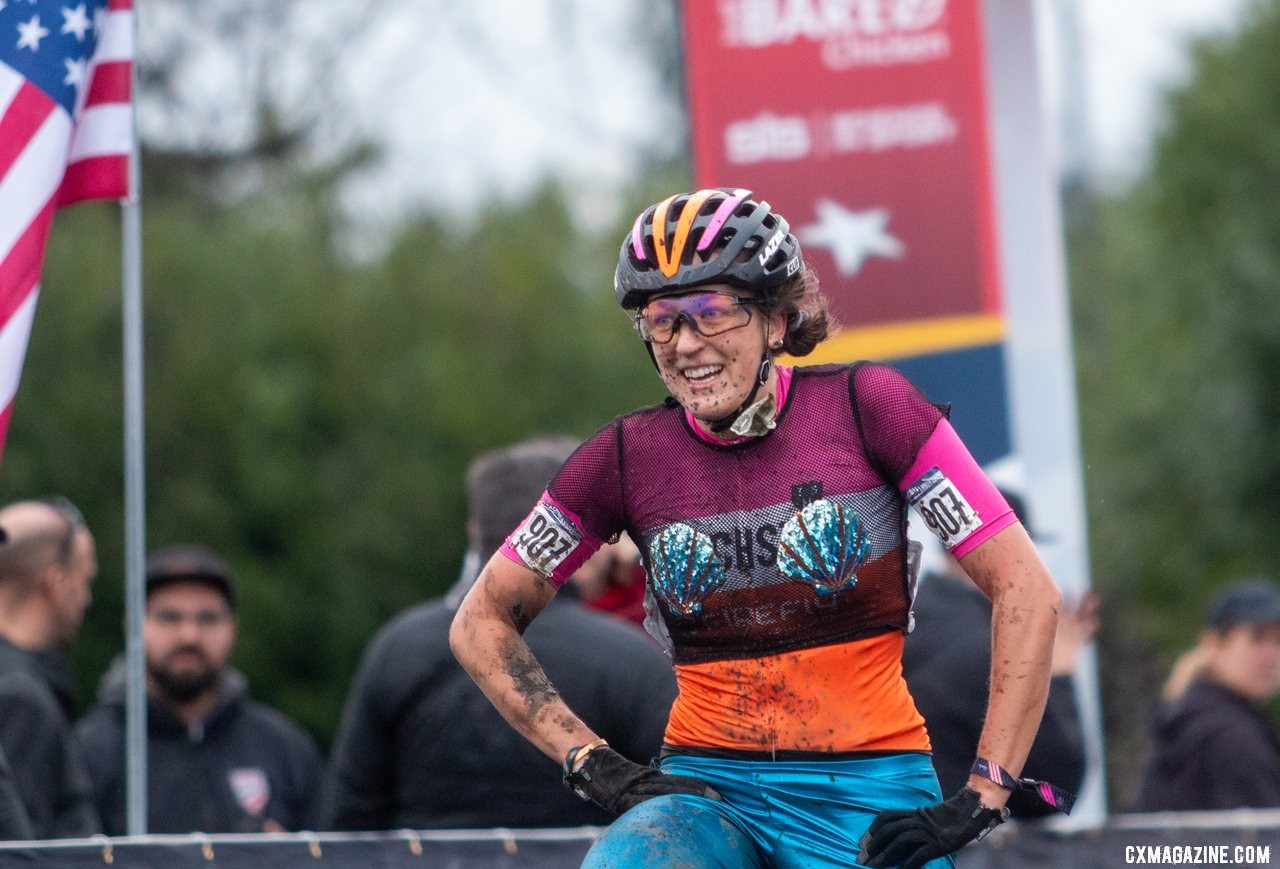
[694,364,780,440]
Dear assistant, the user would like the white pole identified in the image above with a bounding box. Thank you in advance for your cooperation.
[982,0,1108,825]
[121,1,147,834]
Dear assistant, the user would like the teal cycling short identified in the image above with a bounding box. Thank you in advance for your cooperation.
[582,752,955,869]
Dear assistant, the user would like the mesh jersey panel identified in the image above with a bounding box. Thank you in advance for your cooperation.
[850,361,949,484]
[546,363,945,666]
[544,419,626,545]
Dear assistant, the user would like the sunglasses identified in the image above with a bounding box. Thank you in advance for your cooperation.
[633,291,755,344]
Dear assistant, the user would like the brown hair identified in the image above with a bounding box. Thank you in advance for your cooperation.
[759,266,837,357]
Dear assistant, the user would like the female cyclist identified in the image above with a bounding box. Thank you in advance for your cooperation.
[450,188,1067,868]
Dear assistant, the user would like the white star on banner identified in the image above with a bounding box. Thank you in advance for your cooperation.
[798,198,905,277]
[61,4,91,40]
[16,14,50,51]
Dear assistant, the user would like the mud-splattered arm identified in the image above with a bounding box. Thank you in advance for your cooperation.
[956,522,1061,810]
[450,553,598,762]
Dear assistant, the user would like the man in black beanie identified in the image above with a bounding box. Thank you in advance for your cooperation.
[77,543,324,834]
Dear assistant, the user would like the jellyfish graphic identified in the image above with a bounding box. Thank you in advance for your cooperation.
[646,523,725,616]
[776,499,871,596]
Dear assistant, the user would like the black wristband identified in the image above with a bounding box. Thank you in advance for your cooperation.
[562,739,608,800]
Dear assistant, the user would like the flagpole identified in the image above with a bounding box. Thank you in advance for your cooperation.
[121,0,147,835]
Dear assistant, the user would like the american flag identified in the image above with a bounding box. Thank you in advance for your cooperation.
[0,0,133,459]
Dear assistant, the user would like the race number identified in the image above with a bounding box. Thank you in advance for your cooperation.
[905,467,982,551]
[510,502,583,576]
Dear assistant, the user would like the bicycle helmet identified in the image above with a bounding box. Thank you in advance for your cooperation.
[615,188,803,309]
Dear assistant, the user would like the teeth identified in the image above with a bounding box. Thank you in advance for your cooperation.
[683,365,722,380]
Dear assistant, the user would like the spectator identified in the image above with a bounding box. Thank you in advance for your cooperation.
[574,532,648,628]
[77,544,324,834]
[321,437,678,831]
[0,497,100,838]
[902,489,1097,818]
[1128,577,1280,812]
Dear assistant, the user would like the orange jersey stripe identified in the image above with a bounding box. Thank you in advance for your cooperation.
[664,631,931,754]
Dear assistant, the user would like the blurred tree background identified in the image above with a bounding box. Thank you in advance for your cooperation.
[1071,0,1280,805]
[3,0,1278,813]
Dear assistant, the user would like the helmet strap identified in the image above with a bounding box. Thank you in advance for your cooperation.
[708,350,773,434]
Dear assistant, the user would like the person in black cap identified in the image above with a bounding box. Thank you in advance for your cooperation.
[1128,577,1280,812]
[902,489,1098,818]
[76,544,325,834]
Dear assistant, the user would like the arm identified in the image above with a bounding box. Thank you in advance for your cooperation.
[862,524,1061,869]
[285,730,326,832]
[957,522,1062,811]
[449,553,595,764]
[1008,675,1085,818]
[0,679,61,834]
[450,552,719,816]
[0,747,32,840]
[1010,593,1098,817]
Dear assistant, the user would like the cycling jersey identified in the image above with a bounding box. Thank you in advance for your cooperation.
[502,362,1014,755]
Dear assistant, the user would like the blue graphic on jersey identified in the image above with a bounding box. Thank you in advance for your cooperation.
[776,498,871,596]
[647,524,726,615]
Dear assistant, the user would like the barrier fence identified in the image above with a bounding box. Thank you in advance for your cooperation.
[1,811,1277,868]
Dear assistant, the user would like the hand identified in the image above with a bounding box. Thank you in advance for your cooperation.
[1051,591,1100,675]
[858,788,1008,869]
[563,746,721,815]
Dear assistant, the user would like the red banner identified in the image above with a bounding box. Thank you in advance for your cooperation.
[682,0,1002,362]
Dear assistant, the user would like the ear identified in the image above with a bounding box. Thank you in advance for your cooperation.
[766,309,788,347]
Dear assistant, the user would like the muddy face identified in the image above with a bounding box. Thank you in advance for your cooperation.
[649,286,784,435]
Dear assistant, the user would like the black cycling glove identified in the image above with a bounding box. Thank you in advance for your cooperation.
[857,788,1009,869]
[562,744,722,816]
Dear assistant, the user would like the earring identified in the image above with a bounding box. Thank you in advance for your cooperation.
[770,339,783,350]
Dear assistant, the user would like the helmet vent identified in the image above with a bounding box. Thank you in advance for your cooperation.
[687,227,707,258]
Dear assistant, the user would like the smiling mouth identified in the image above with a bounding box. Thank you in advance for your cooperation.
[681,365,723,385]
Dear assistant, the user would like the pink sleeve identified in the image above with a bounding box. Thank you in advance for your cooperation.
[499,493,605,589]
[899,418,1016,560]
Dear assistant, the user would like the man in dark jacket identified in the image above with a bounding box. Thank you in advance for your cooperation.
[76,544,324,834]
[0,498,100,838]
[902,489,1095,818]
[320,437,678,830]
[1129,577,1280,812]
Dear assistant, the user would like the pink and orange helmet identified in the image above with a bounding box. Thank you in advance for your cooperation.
[614,188,803,309]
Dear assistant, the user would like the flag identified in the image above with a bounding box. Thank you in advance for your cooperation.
[0,0,133,460]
